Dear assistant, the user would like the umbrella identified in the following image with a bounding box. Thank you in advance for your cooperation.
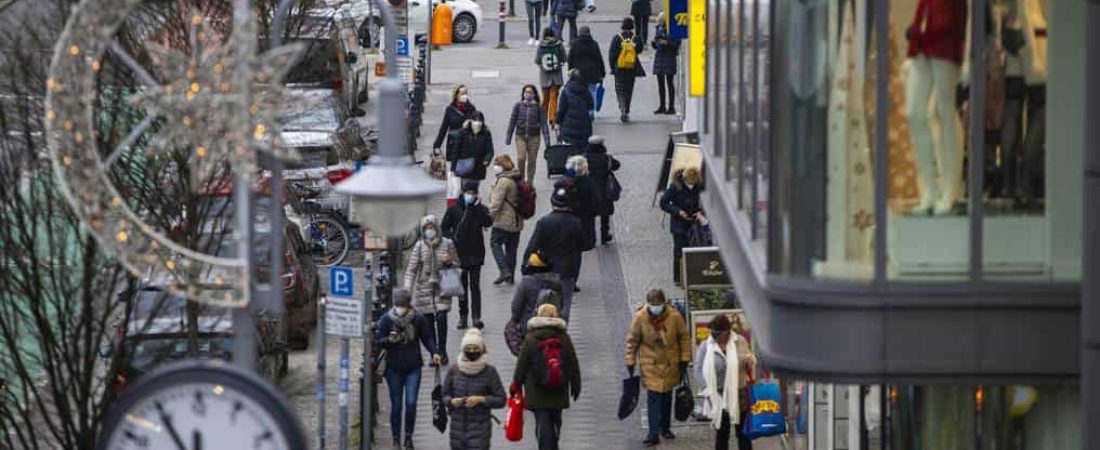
[432,366,448,432]
[618,375,640,420]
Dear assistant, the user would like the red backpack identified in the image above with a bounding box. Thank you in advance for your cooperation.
[534,336,565,388]
[515,180,537,220]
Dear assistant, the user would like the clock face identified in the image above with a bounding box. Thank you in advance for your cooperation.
[98,362,305,450]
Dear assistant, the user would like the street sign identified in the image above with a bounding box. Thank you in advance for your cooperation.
[396,35,409,56]
[330,266,354,297]
[324,267,366,338]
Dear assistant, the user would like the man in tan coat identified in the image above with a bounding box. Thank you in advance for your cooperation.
[625,289,692,447]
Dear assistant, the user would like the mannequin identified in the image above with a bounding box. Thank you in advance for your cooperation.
[904,0,968,215]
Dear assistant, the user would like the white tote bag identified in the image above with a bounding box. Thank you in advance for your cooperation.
[446,170,462,201]
[439,267,464,297]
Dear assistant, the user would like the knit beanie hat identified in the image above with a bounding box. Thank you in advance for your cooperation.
[550,185,571,208]
[460,329,486,352]
[393,289,412,307]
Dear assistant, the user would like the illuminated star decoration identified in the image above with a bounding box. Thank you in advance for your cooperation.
[130,11,305,180]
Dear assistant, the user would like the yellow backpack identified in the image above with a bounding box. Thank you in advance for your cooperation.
[616,33,638,70]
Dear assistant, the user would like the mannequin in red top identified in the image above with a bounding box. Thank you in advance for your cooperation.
[905,0,968,215]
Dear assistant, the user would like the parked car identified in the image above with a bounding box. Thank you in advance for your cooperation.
[267,11,371,115]
[332,0,483,45]
[106,286,288,395]
[280,88,367,215]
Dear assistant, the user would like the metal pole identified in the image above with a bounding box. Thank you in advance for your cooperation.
[496,0,507,49]
[362,251,379,450]
[232,0,257,371]
[967,0,987,281]
[318,296,328,449]
[1082,2,1100,448]
[339,338,351,450]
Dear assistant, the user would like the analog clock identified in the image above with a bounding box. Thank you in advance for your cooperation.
[97,361,305,450]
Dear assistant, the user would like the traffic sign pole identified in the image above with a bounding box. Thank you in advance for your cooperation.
[339,338,350,450]
[317,296,327,449]
[361,252,378,450]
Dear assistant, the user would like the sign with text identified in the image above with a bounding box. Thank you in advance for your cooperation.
[665,0,688,40]
[682,246,731,288]
[324,266,366,338]
[688,0,706,97]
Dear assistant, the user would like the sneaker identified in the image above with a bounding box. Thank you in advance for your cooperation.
[602,235,614,244]
[586,4,596,12]
[573,284,581,293]
[528,38,537,46]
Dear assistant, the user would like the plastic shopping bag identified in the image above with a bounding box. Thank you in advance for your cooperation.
[504,392,525,441]
[445,170,461,206]
[595,83,606,112]
[741,378,787,439]
[439,267,464,297]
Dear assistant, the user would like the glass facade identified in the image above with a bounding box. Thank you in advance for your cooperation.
[702,0,1084,283]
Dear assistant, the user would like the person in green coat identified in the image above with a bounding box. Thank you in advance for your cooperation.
[511,303,581,450]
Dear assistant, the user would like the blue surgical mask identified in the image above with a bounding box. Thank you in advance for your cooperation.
[464,194,477,204]
[648,304,665,316]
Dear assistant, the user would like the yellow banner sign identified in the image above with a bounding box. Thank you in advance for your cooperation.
[688,0,706,97]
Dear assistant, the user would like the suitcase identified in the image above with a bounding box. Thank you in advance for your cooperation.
[545,142,581,178]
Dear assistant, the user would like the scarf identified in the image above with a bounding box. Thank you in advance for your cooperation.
[701,335,740,429]
[454,101,469,114]
[457,352,489,375]
[648,311,668,334]
[389,309,417,344]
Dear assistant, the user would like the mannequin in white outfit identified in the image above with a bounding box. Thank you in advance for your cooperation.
[905,57,964,215]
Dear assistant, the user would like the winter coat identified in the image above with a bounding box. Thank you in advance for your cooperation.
[584,143,621,215]
[506,101,550,142]
[510,271,564,324]
[567,34,606,84]
[630,0,652,17]
[489,169,524,233]
[513,316,581,410]
[553,0,582,18]
[609,31,647,78]
[442,364,507,450]
[693,335,753,393]
[450,124,495,181]
[652,25,680,75]
[563,175,599,251]
[442,199,494,268]
[659,174,703,235]
[535,37,566,88]
[376,311,438,373]
[522,210,585,279]
[434,102,479,150]
[555,79,594,146]
[625,306,691,393]
[403,237,458,313]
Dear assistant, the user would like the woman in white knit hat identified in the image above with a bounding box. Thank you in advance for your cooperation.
[442,329,507,450]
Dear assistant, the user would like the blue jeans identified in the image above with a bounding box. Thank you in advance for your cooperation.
[646,389,673,439]
[490,228,520,278]
[423,312,449,358]
[384,368,423,439]
[587,83,600,118]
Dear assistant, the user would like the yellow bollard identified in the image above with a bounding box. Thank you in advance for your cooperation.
[432,2,453,46]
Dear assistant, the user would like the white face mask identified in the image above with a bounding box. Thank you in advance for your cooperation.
[424,228,437,239]
[394,306,410,317]
[471,121,483,132]
[685,183,696,190]
[459,93,470,103]
[524,92,535,101]
[492,164,504,175]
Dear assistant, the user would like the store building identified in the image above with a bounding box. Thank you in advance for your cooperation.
[676,0,1098,447]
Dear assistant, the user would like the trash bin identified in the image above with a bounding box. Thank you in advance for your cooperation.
[431,3,453,45]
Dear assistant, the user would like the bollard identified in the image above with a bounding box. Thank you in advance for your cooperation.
[496,0,508,48]
[508,0,516,17]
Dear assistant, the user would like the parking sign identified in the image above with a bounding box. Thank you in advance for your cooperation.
[329,266,354,297]
[396,35,409,56]
[323,267,365,338]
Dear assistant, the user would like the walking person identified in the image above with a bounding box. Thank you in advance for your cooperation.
[630,0,652,52]
[376,290,443,450]
[452,111,495,188]
[506,85,551,183]
[659,167,705,286]
[625,289,692,447]
[561,156,598,292]
[567,26,606,118]
[522,183,585,321]
[511,303,582,450]
[488,154,524,286]
[583,135,621,244]
[442,181,494,330]
[404,215,459,364]
[511,252,564,328]
[442,329,507,450]
[536,27,566,130]
[434,84,479,156]
[553,0,582,43]
[695,314,757,450]
[609,17,646,123]
[525,0,545,46]
[651,14,681,115]
[555,70,595,153]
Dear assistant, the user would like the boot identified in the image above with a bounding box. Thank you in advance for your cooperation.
[492,273,509,285]
[393,438,401,448]
[504,274,515,285]
[654,106,667,115]
[404,435,415,450]
[457,315,469,330]
[620,113,630,123]
[665,106,676,115]
[474,318,485,330]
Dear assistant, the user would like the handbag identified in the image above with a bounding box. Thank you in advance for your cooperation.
[673,378,695,422]
[431,366,448,432]
[427,150,448,181]
[503,320,525,356]
[504,392,525,441]
[595,82,606,112]
[605,156,622,202]
[741,377,787,440]
[454,157,478,178]
[439,267,464,297]
[688,221,713,247]
[617,375,641,419]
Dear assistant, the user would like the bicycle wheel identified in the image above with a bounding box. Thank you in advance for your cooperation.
[310,216,350,267]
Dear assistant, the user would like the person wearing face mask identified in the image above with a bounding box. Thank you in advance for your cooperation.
[488,154,524,286]
[694,313,756,450]
[434,84,479,158]
[522,182,585,321]
[441,329,507,450]
[404,215,459,364]
[511,303,581,450]
[625,289,691,447]
[453,111,496,189]
[442,181,494,330]
[375,290,443,450]
[506,85,551,183]
[659,167,705,286]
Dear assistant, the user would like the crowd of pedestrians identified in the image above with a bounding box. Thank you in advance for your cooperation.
[382,6,764,449]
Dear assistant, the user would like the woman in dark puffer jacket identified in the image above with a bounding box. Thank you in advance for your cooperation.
[555,69,595,153]
[434,84,479,154]
[443,329,506,450]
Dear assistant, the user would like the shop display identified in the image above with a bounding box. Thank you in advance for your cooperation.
[866,20,921,214]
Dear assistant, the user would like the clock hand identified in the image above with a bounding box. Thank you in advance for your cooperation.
[154,401,188,450]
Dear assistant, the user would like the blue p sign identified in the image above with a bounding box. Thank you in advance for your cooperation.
[330,266,354,297]
[397,35,409,56]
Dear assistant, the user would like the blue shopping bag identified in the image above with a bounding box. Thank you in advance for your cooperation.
[742,379,787,439]
[595,83,606,112]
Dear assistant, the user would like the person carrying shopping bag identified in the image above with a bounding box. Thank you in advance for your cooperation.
[376,290,444,450]
[442,329,507,450]
[442,181,494,330]
[404,215,459,365]
[511,303,581,450]
[659,167,705,286]
[694,314,757,450]
[506,85,551,183]
[583,135,622,244]
[452,112,496,189]
[625,289,692,447]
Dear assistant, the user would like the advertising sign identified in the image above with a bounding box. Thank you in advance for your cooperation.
[665,0,689,40]
[682,246,730,288]
[688,0,706,97]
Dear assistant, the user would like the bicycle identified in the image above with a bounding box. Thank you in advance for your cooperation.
[289,183,352,267]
